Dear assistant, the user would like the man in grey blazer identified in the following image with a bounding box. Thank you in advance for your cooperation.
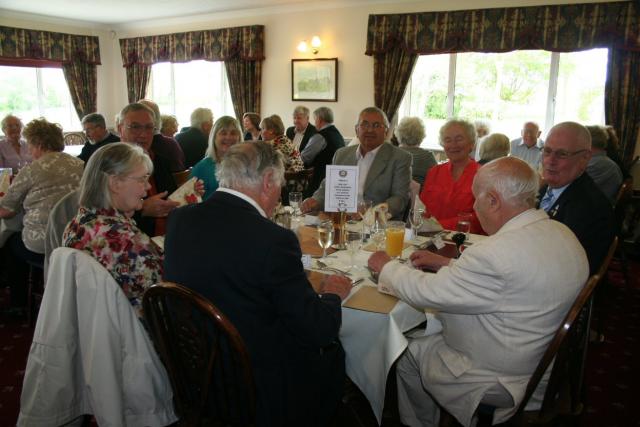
[368,157,588,427]
[301,107,411,219]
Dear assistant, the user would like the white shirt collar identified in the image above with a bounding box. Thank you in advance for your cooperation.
[216,187,267,218]
[356,143,383,161]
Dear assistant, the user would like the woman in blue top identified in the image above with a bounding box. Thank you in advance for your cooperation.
[189,116,242,200]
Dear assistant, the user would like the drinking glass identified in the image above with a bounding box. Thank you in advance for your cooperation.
[289,191,303,217]
[317,219,334,260]
[357,199,374,240]
[346,228,363,270]
[408,207,424,240]
[370,216,386,251]
[456,212,473,239]
[385,221,406,259]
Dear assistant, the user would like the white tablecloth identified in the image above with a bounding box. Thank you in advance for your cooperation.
[308,243,426,424]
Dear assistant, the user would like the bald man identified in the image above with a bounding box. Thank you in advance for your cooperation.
[510,121,544,169]
[368,157,588,427]
[538,121,615,274]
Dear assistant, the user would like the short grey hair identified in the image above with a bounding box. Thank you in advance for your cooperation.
[217,142,285,190]
[137,99,162,130]
[1,114,22,132]
[293,106,310,117]
[190,108,213,131]
[357,107,389,128]
[206,116,243,162]
[395,117,425,147]
[80,142,153,209]
[586,125,608,150]
[81,113,106,128]
[474,156,539,209]
[548,121,592,150]
[479,133,510,162]
[260,115,285,136]
[160,115,178,134]
[439,118,477,148]
[474,120,491,137]
[118,103,156,127]
[313,107,334,124]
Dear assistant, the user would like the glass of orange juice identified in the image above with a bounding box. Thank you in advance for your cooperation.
[385,221,405,259]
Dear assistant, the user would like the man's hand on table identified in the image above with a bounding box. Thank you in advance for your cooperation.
[368,251,391,276]
[409,250,451,271]
[319,274,351,301]
[301,197,319,214]
[141,192,180,217]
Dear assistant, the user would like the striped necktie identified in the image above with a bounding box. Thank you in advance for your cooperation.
[540,188,555,212]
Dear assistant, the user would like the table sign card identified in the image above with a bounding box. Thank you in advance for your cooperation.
[324,165,358,213]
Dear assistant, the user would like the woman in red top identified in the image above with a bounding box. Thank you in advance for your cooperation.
[419,119,484,234]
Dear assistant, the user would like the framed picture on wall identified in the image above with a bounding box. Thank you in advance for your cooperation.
[291,58,338,102]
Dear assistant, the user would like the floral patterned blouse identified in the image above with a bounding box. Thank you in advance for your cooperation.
[63,206,164,318]
[269,135,304,173]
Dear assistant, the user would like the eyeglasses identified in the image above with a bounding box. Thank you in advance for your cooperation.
[121,174,150,184]
[542,147,588,160]
[357,121,386,130]
[126,124,156,133]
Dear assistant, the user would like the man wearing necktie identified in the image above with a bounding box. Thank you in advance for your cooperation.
[538,121,614,274]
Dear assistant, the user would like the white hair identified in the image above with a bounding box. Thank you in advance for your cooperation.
[475,157,539,209]
[216,142,285,190]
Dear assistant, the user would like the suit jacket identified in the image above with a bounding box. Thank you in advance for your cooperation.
[380,209,589,426]
[175,127,208,169]
[312,143,412,219]
[132,154,177,237]
[164,191,344,426]
[538,172,615,274]
[78,133,120,163]
[286,124,317,151]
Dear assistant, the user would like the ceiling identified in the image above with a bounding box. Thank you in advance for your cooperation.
[0,0,372,26]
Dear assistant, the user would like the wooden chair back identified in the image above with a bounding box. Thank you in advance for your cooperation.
[172,169,192,187]
[613,176,633,235]
[284,167,314,193]
[142,282,256,426]
[63,132,87,146]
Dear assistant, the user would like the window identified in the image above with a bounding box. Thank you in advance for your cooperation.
[398,48,608,150]
[0,65,81,132]
[149,60,235,130]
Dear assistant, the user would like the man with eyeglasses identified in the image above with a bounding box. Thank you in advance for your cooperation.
[509,121,544,169]
[117,103,179,237]
[78,113,120,163]
[538,121,614,274]
[302,106,411,219]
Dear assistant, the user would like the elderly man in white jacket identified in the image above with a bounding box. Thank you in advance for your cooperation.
[368,156,589,427]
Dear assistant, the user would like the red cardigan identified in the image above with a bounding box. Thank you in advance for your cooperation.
[419,160,484,234]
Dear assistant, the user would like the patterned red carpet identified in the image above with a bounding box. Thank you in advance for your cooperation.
[1,254,639,426]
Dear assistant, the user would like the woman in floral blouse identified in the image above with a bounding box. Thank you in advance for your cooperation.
[63,143,163,317]
[260,114,304,173]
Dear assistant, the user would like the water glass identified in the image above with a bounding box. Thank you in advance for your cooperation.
[357,199,374,240]
[346,228,363,270]
[370,217,386,251]
[289,191,303,217]
[317,219,334,260]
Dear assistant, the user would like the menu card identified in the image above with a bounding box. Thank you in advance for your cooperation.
[324,165,358,213]
[168,177,202,207]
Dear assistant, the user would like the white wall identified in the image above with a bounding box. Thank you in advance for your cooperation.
[2,0,633,153]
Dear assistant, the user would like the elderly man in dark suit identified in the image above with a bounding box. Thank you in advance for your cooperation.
[78,113,120,163]
[286,105,316,153]
[538,121,615,274]
[175,107,213,168]
[302,106,412,219]
[163,141,351,427]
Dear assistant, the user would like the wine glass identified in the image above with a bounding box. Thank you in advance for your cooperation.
[346,228,363,270]
[408,207,424,241]
[456,212,473,239]
[317,219,334,261]
[289,191,303,217]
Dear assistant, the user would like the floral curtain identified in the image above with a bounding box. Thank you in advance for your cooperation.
[125,64,151,104]
[225,58,262,121]
[119,25,264,117]
[0,25,101,121]
[373,50,417,124]
[365,2,639,157]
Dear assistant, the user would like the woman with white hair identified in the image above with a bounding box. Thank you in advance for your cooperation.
[63,142,163,318]
[395,117,437,187]
[0,114,32,172]
[478,133,510,165]
[419,118,483,234]
[189,116,242,200]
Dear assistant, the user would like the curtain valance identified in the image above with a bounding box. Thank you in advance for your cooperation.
[366,1,639,55]
[119,25,265,66]
[0,25,101,65]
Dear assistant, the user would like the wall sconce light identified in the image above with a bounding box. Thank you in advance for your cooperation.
[297,36,322,54]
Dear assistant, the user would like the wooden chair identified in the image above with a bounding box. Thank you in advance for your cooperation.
[284,167,314,194]
[63,131,87,146]
[613,176,633,285]
[172,168,192,187]
[142,282,256,427]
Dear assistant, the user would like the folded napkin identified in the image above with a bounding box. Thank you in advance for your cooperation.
[418,217,443,233]
[168,177,202,207]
